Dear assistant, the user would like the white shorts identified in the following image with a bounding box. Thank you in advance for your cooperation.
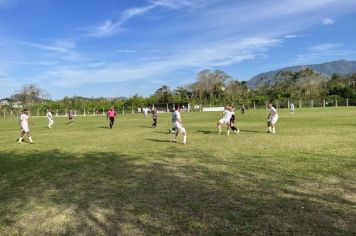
[22,125,30,133]
[269,115,279,125]
[173,122,186,134]
[218,119,230,125]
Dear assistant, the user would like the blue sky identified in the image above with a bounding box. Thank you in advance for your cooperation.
[1,0,356,99]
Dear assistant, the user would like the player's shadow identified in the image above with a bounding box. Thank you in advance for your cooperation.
[98,126,110,129]
[196,130,217,135]
[239,129,266,133]
[153,131,169,134]
[145,138,172,143]
[139,125,154,128]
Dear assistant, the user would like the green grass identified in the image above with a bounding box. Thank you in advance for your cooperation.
[0,108,355,235]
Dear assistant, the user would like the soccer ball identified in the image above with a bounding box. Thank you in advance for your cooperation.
[221,86,226,91]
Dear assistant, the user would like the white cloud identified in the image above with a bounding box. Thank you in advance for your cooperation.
[18,40,76,53]
[285,35,297,39]
[308,43,342,52]
[44,37,280,87]
[150,0,207,9]
[89,5,155,37]
[88,0,207,37]
[293,43,356,64]
[322,17,334,25]
[117,49,138,53]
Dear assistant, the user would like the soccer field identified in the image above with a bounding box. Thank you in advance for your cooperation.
[0,108,355,235]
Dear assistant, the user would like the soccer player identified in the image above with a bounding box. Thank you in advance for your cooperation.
[68,110,74,125]
[107,107,117,129]
[143,107,148,118]
[18,109,34,144]
[151,107,158,128]
[290,102,295,115]
[171,105,187,144]
[267,103,279,134]
[241,104,246,115]
[229,114,240,134]
[47,109,54,129]
[217,105,235,135]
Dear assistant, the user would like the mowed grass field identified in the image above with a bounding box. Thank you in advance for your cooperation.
[0,108,355,235]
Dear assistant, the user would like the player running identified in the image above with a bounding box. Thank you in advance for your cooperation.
[47,109,54,129]
[171,105,187,144]
[68,110,74,125]
[18,109,34,144]
[267,103,279,134]
[217,105,235,135]
[151,107,158,128]
[107,107,117,129]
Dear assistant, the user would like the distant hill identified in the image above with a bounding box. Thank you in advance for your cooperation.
[247,60,356,88]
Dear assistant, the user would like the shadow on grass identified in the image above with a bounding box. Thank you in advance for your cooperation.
[0,149,355,235]
[98,126,110,129]
[152,130,170,134]
[239,129,266,133]
[145,138,172,143]
[196,130,217,135]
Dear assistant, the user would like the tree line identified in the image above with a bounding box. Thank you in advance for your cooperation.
[2,68,356,114]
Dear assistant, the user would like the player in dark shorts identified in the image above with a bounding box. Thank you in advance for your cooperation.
[68,110,74,125]
[152,107,158,128]
[168,108,176,133]
[107,107,117,129]
[229,114,240,134]
[241,104,245,114]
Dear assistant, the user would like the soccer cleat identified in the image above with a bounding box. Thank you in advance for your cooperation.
[171,139,177,143]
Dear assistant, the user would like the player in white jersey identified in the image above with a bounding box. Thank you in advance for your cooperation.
[267,103,279,134]
[171,105,187,144]
[18,109,34,144]
[290,102,295,115]
[217,105,235,135]
[47,109,54,129]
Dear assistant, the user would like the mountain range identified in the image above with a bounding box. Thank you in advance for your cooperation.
[247,60,356,88]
